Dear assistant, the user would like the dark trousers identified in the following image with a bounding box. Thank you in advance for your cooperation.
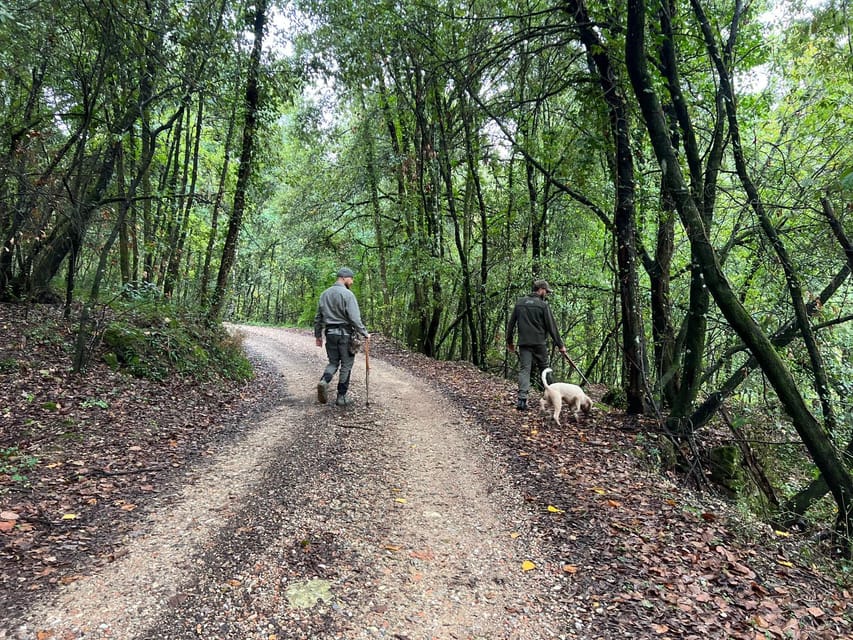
[517,344,550,400]
[321,332,354,396]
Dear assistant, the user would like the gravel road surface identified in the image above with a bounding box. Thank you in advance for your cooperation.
[13,325,566,639]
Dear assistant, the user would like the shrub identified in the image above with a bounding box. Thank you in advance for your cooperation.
[100,306,253,383]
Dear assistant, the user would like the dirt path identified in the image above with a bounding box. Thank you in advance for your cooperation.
[15,326,563,639]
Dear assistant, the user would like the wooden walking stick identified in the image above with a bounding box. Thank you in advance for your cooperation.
[365,336,370,406]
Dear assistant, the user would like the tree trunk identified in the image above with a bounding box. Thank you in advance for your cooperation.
[460,94,490,367]
[17,141,120,299]
[359,85,391,315]
[0,59,48,300]
[208,0,268,321]
[199,89,238,307]
[435,87,479,365]
[566,0,649,413]
[626,0,853,538]
[648,204,678,407]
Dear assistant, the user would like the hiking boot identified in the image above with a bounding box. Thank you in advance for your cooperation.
[516,398,528,411]
[335,394,352,407]
[317,380,329,404]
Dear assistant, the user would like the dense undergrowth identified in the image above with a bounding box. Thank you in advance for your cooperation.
[96,301,254,382]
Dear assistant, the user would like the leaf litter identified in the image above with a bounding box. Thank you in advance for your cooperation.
[0,307,850,639]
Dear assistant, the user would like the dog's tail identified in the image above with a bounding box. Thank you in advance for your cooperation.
[541,367,553,390]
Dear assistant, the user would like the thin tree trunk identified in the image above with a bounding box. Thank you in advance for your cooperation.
[200,88,238,307]
[208,0,268,321]
[781,197,853,519]
[435,87,479,365]
[359,86,391,313]
[566,0,649,413]
[692,0,837,434]
[460,94,490,367]
[627,0,853,538]
[166,95,203,300]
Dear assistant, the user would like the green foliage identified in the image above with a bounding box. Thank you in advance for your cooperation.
[601,388,627,410]
[101,303,253,383]
[0,446,39,486]
[25,322,67,348]
[80,398,109,409]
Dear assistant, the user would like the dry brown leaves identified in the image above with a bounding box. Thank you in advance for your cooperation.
[2,313,851,638]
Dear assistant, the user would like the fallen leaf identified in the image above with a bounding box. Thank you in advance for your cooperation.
[394,498,407,504]
[383,544,402,552]
[563,564,578,573]
[730,561,755,577]
[651,623,669,633]
[510,532,521,539]
[521,560,536,571]
[61,513,78,520]
[592,487,607,495]
[547,505,564,514]
[0,510,19,520]
[0,521,14,532]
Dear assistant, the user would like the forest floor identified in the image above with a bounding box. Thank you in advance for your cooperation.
[0,303,851,639]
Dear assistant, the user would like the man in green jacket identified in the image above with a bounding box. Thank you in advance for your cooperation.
[506,279,567,411]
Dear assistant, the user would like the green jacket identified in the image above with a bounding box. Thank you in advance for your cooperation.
[507,293,564,348]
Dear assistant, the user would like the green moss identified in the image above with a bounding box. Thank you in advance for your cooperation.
[708,445,743,496]
[99,308,253,383]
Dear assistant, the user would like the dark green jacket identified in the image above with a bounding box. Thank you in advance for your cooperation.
[507,293,564,348]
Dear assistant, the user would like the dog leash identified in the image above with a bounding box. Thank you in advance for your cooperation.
[560,350,590,387]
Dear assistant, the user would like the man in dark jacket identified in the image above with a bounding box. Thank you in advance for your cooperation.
[506,279,567,411]
[314,267,370,407]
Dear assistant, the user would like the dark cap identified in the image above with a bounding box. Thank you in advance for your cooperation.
[533,279,553,292]
[337,267,355,278]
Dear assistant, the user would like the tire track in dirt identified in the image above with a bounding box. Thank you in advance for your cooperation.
[13,326,563,639]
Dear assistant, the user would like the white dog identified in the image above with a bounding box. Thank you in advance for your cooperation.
[539,367,592,426]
